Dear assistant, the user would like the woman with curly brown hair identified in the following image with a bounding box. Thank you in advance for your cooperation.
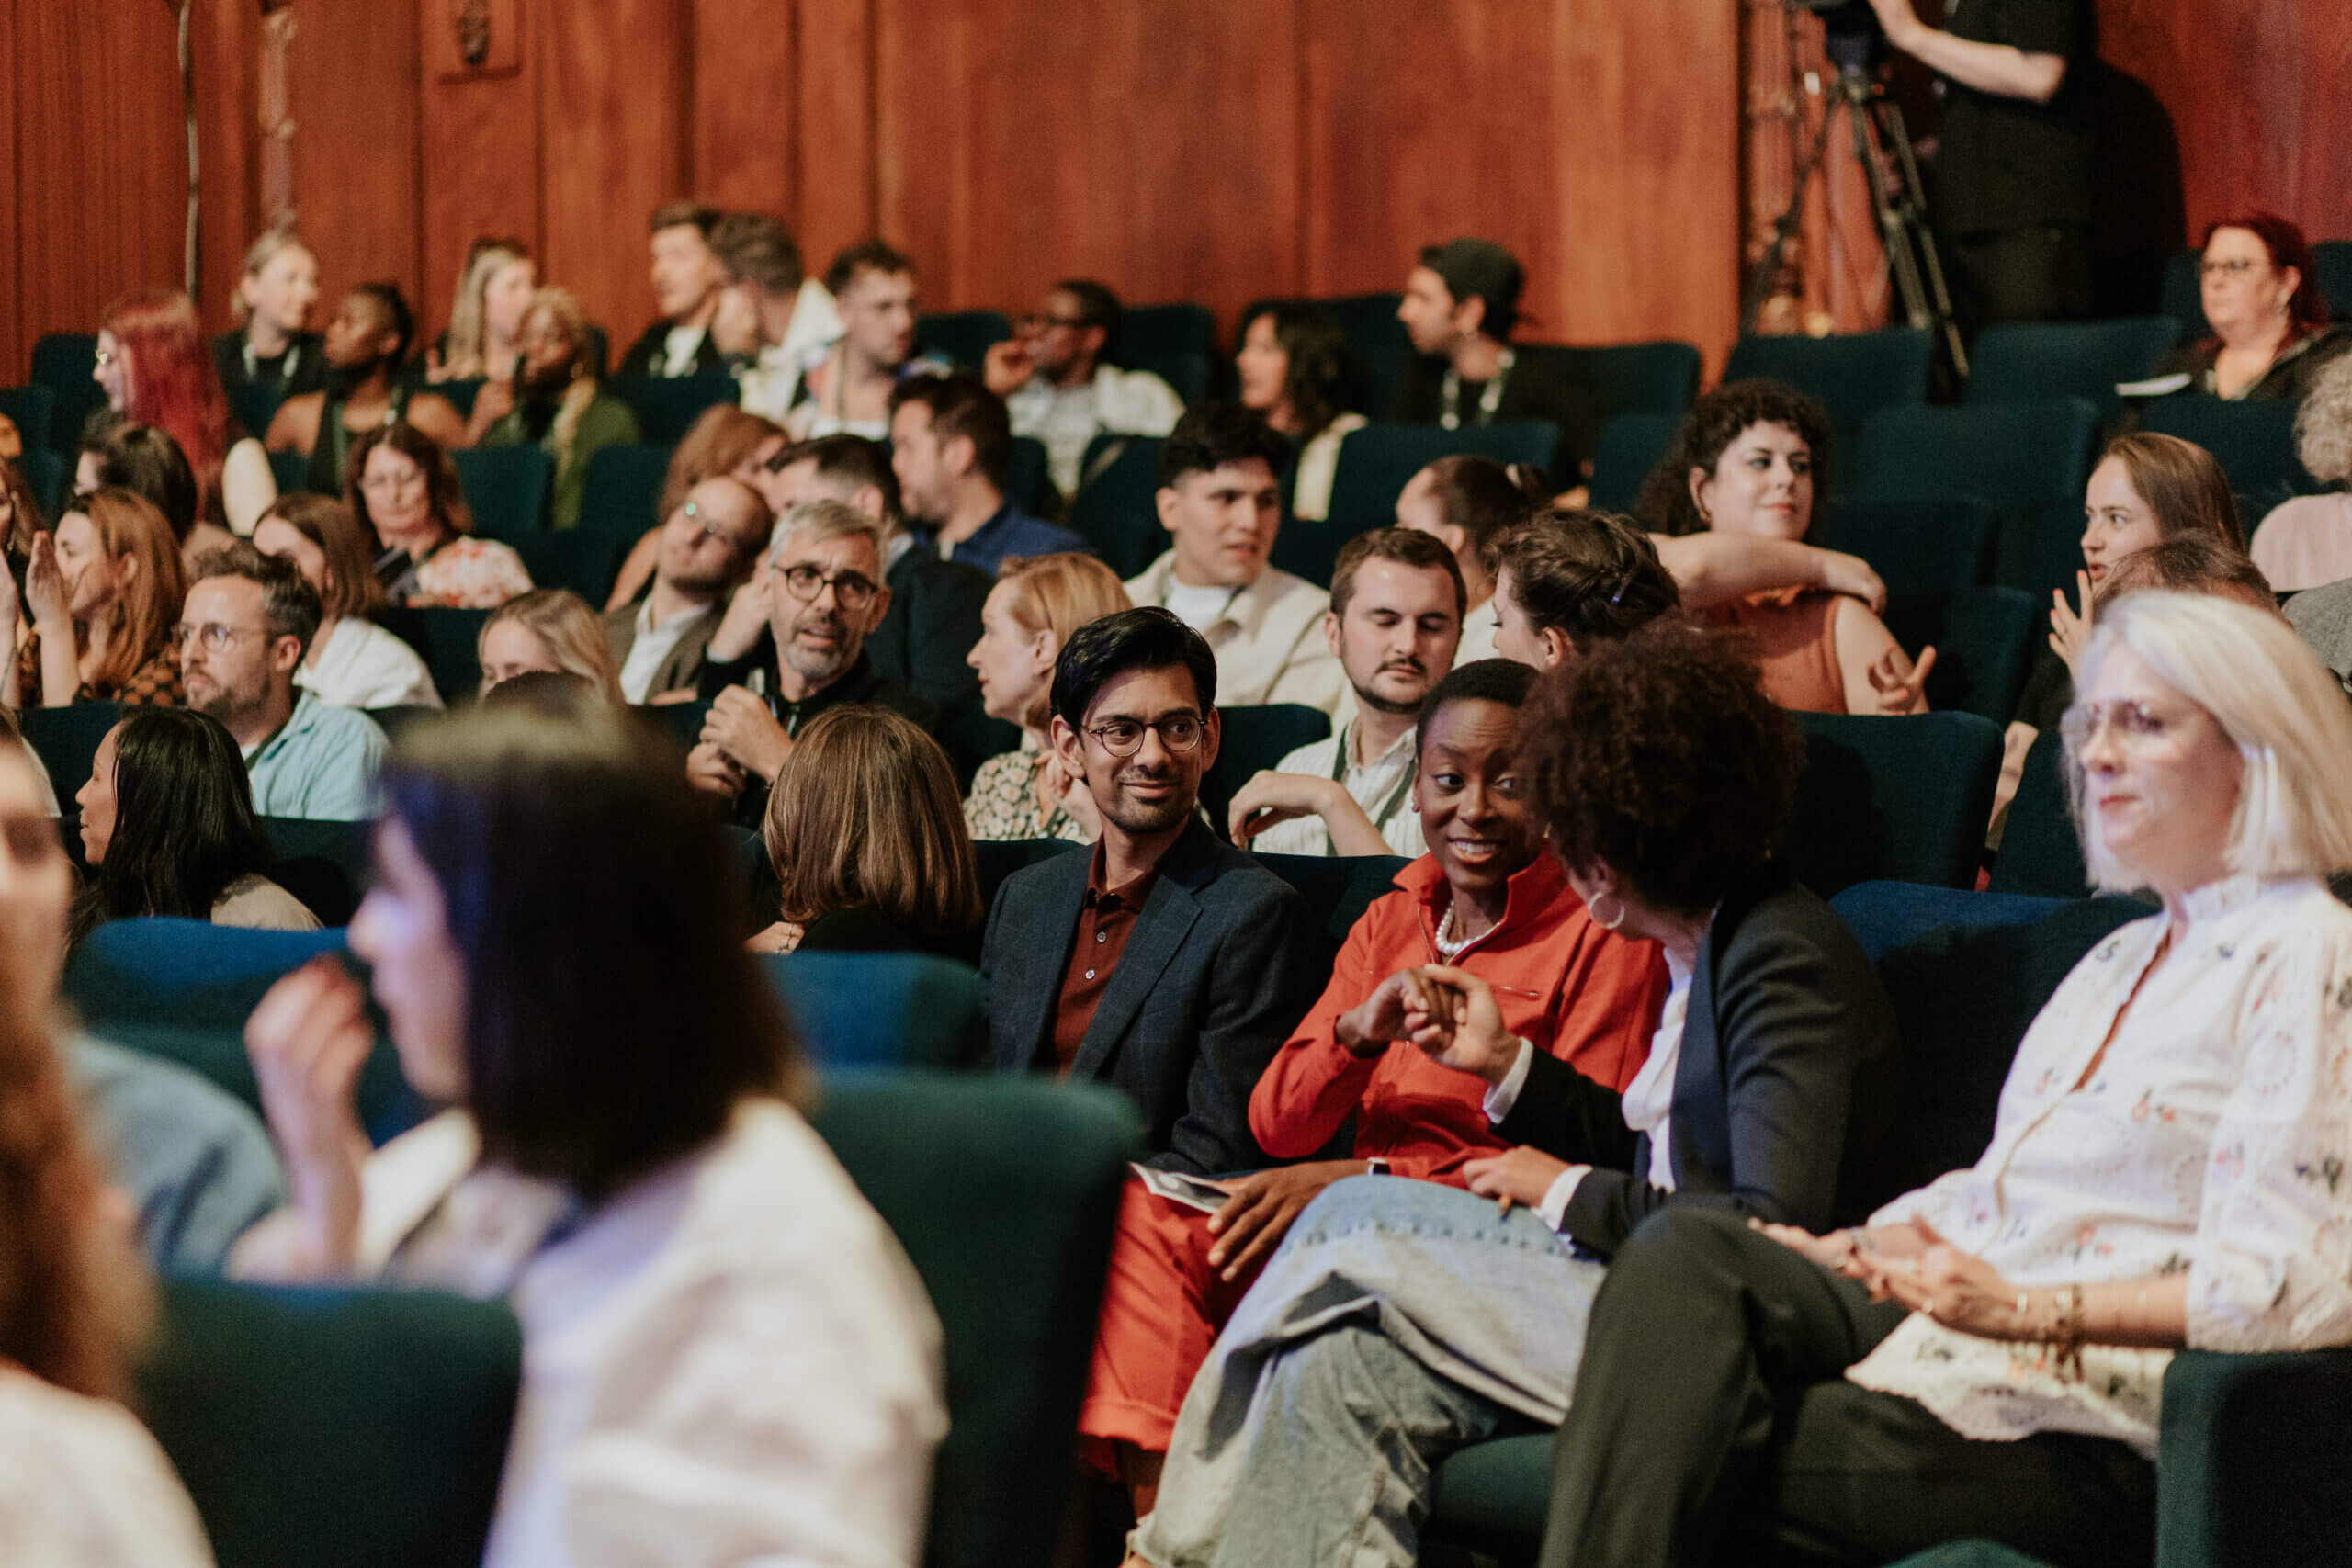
[1126,622,1898,1568]
[1635,378,1933,715]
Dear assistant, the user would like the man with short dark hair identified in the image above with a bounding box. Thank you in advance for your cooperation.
[602,476,772,703]
[708,211,843,421]
[616,201,734,379]
[1393,238,1597,484]
[690,499,936,821]
[180,543,387,820]
[1125,403,1345,715]
[985,277,1185,498]
[888,373,1091,575]
[1228,528,1465,857]
[981,607,1324,1175]
[787,241,950,440]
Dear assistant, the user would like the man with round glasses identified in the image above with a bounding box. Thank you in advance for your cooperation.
[689,499,935,821]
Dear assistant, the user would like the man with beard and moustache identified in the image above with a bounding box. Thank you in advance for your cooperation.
[688,500,936,824]
[600,477,771,703]
[180,544,387,820]
[1227,529,1465,858]
[981,607,1325,1176]
[263,283,467,492]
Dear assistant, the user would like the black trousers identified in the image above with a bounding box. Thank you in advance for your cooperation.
[1537,1208,2154,1568]
[1947,224,2096,341]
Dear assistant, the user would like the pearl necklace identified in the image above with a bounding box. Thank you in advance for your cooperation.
[1433,904,1479,962]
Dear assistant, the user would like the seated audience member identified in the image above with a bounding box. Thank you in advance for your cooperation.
[232,705,946,1566]
[76,421,218,560]
[72,708,319,938]
[349,423,533,609]
[1997,433,2245,825]
[1637,380,1930,714]
[1484,508,1682,671]
[754,705,984,960]
[1086,658,1664,1512]
[964,551,1133,842]
[182,544,388,821]
[425,238,535,383]
[2151,212,2351,402]
[480,589,626,705]
[265,284,466,491]
[479,670,603,717]
[1395,456,1544,663]
[2098,535,2277,611]
[0,734,285,1275]
[982,607,1324,1174]
[1228,529,1463,857]
[691,500,936,821]
[0,784,217,1564]
[986,280,1185,500]
[4,489,187,709]
[604,404,789,611]
[1393,239,1595,485]
[2251,354,2352,590]
[614,200,733,379]
[602,478,770,702]
[1132,623,1896,1568]
[1124,403,1345,714]
[786,241,950,440]
[1541,592,2352,1568]
[215,228,325,400]
[1234,301,1368,523]
[709,211,842,422]
[253,494,442,710]
[97,288,277,536]
[469,287,645,532]
[889,373,1091,574]
[0,456,42,576]
[0,412,16,462]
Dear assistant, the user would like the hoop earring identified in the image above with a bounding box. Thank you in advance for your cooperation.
[1589,894,1625,931]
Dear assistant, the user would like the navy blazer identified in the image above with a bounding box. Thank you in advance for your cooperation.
[1499,863,1897,1256]
[981,817,1325,1176]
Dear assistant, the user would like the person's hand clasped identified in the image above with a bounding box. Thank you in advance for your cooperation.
[702,685,793,782]
[2050,571,2094,670]
[1464,1145,1573,1216]
[1336,967,1451,1058]
[1405,964,1520,1085]
[746,919,806,955]
[685,739,747,799]
[1865,643,1936,716]
[1203,1160,1361,1281]
[1866,1217,2027,1337]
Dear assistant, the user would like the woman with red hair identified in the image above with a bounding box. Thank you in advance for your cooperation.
[2154,211,2352,402]
[95,290,278,536]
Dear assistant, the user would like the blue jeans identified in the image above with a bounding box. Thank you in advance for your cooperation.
[1131,1175,1608,1568]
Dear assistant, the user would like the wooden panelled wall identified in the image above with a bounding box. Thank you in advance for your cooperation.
[6,0,2351,386]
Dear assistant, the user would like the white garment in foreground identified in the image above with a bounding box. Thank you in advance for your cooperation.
[1247,723,1426,859]
[0,1366,216,1566]
[1849,875,2352,1459]
[1125,553,1346,716]
[297,617,444,711]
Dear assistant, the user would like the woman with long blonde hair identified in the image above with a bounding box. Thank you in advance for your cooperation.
[429,238,536,383]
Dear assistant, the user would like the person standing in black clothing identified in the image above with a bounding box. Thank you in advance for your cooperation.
[614,201,736,380]
[1866,0,2094,334]
[1392,239,1596,489]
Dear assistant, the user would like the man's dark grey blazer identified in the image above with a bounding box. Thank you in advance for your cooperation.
[982,817,1326,1176]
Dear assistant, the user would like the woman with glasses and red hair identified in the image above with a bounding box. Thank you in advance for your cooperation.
[2154,211,2352,403]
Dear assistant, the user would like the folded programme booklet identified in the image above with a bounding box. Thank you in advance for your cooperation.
[1131,1162,1231,1213]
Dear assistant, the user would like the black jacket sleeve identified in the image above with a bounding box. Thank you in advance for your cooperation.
[1494,1048,1640,1172]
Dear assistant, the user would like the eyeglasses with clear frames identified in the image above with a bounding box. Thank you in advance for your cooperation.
[2058,698,2208,754]
[173,622,266,654]
[2198,257,2265,280]
[777,564,880,612]
[1085,715,1206,758]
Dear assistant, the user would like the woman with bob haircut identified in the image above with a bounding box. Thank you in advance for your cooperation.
[252,493,442,710]
[2,488,188,710]
[1128,623,1896,1568]
[477,589,624,705]
[755,705,984,959]
[963,552,1134,842]
[72,708,319,944]
[1537,592,2352,1568]
[232,705,946,1567]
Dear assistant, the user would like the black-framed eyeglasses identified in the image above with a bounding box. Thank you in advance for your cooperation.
[777,564,880,612]
[1084,714,1206,758]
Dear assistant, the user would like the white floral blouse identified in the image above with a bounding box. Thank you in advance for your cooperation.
[963,738,1091,845]
[1848,875,2352,1459]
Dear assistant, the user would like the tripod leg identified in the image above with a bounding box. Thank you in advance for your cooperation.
[1742,81,1845,336]
[1872,96,1970,378]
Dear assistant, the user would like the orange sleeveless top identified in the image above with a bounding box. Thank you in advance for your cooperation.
[1700,588,1846,714]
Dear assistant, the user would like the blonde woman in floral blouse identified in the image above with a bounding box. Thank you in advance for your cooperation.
[1535,591,2352,1568]
[962,552,1129,843]
[347,423,531,612]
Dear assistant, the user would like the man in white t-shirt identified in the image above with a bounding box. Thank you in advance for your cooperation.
[1123,403,1345,716]
[1226,528,1465,857]
[603,478,772,703]
[987,279,1183,499]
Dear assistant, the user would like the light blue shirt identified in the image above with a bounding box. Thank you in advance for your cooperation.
[244,688,387,821]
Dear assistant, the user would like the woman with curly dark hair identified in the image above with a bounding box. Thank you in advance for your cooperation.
[1233,302,1367,521]
[1127,622,1898,1568]
[1634,378,1933,715]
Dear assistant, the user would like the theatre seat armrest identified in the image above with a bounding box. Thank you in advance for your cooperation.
[2157,1348,2352,1568]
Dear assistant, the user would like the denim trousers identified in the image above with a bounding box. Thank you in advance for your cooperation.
[1130,1174,1606,1568]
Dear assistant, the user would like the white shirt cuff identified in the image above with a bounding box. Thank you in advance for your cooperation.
[1482,1038,1536,1124]
[1536,1166,1591,1234]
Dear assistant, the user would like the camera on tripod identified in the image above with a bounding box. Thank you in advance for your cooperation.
[1791,0,1884,76]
